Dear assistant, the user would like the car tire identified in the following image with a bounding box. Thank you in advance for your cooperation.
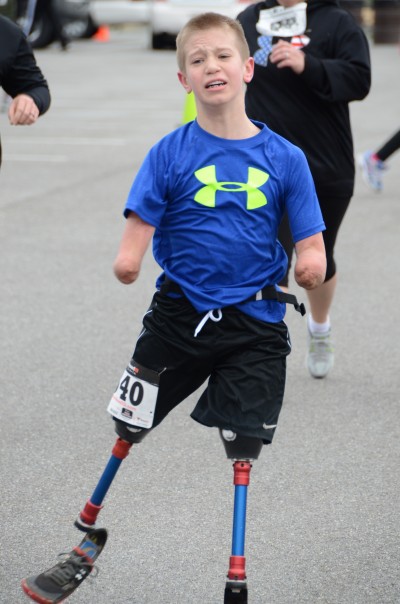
[151,31,176,50]
[151,31,166,49]
[28,13,55,48]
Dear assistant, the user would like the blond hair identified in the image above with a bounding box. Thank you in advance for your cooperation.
[176,12,250,73]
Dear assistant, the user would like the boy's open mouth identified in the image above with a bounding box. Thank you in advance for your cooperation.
[206,80,226,89]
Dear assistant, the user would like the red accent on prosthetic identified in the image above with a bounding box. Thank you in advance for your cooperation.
[79,500,103,526]
[233,461,252,486]
[227,555,247,581]
[112,438,133,459]
[76,438,133,529]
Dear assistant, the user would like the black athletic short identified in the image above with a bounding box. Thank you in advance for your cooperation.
[129,290,291,444]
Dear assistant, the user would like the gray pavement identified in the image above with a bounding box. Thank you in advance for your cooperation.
[0,27,399,604]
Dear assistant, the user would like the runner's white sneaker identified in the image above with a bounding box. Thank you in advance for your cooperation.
[307,328,334,378]
[358,151,387,192]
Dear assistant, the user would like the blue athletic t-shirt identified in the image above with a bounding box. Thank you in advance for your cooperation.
[124,120,325,323]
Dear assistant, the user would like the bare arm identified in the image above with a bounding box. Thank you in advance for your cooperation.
[113,212,155,284]
[294,233,326,290]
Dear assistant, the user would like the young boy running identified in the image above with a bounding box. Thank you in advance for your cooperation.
[22,12,326,603]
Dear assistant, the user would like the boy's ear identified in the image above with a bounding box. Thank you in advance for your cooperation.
[243,57,255,84]
[178,71,192,93]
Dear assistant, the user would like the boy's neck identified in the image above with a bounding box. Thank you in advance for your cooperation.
[196,108,260,140]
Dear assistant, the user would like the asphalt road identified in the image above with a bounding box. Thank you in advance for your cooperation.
[1,27,399,604]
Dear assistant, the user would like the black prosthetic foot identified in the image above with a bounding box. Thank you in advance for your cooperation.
[224,580,248,603]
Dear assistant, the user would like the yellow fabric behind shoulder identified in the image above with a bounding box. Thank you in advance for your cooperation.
[182,92,197,124]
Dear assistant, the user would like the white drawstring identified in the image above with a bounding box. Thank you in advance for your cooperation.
[194,309,223,337]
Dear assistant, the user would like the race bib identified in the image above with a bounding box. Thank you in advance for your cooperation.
[256,3,307,38]
[107,362,161,429]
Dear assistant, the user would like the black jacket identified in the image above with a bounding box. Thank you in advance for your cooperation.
[0,15,50,163]
[238,0,371,198]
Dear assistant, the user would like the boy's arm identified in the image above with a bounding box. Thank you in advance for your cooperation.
[294,233,326,290]
[113,212,155,284]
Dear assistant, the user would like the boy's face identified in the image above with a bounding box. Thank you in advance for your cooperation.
[177,26,254,110]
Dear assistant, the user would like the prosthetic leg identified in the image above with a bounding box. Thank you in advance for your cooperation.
[220,429,263,604]
[21,420,148,603]
[75,420,148,531]
[21,422,262,603]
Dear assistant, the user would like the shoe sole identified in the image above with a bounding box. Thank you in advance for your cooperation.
[306,348,334,379]
[306,357,334,378]
[21,578,65,604]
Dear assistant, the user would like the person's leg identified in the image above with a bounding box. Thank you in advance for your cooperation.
[191,312,291,443]
[358,129,400,192]
[375,129,400,162]
[21,293,213,604]
[48,0,70,49]
[190,311,290,601]
[306,272,337,324]
[220,430,263,602]
[306,194,351,378]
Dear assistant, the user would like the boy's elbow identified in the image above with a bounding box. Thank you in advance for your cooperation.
[295,257,327,290]
[294,234,327,289]
[115,270,139,285]
[295,268,325,290]
[113,257,140,284]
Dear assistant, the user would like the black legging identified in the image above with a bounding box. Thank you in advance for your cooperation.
[375,129,400,162]
[278,194,352,287]
[34,0,66,44]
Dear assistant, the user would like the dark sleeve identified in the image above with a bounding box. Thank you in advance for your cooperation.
[237,2,263,55]
[1,20,51,115]
[299,14,371,103]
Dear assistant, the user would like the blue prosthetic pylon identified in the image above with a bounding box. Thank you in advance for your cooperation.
[224,461,251,603]
[75,438,132,531]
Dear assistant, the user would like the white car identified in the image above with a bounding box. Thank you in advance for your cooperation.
[90,0,149,26]
[150,0,254,49]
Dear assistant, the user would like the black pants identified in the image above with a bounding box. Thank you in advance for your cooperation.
[129,292,291,444]
[34,0,67,45]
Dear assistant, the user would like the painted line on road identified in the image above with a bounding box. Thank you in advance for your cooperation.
[4,154,68,163]
[4,137,127,146]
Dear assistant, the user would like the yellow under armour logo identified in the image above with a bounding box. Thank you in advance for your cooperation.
[194,165,269,209]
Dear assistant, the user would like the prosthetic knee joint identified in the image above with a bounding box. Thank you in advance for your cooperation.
[113,418,151,444]
[219,430,263,604]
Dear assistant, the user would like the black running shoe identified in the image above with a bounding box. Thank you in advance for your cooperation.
[21,528,107,603]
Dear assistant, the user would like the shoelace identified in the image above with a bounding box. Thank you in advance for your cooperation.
[194,309,223,337]
[49,552,98,586]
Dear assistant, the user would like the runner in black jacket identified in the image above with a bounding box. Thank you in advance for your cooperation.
[238,0,371,378]
[0,15,50,167]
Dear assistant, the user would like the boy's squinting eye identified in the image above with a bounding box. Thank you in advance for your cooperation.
[189,55,204,65]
